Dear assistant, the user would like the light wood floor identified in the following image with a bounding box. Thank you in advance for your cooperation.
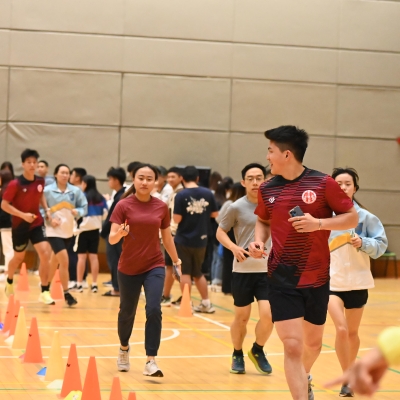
[1,274,399,399]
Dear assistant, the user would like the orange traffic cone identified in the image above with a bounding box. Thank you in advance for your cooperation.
[81,356,101,400]
[8,300,20,337]
[109,376,123,400]
[3,294,14,333]
[12,306,28,349]
[178,283,192,317]
[16,263,30,291]
[45,331,64,382]
[128,393,136,400]
[51,269,64,300]
[60,344,82,398]
[23,317,43,363]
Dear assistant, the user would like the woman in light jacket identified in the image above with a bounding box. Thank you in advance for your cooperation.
[328,167,388,398]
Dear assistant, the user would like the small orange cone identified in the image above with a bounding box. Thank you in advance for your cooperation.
[51,269,64,300]
[16,263,30,292]
[12,306,28,349]
[23,317,43,363]
[8,300,20,337]
[128,393,136,400]
[45,331,64,382]
[109,376,123,400]
[3,294,14,333]
[60,344,82,398]
[178,283,192,317]
[81,356,101,400]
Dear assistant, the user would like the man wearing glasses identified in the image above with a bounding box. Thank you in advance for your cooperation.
[217,163,273,375]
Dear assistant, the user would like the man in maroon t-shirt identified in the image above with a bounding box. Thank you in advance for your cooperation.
[1,149,54,305]
[249,126,358,400]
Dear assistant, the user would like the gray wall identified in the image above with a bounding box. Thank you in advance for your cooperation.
[0,0,399,255]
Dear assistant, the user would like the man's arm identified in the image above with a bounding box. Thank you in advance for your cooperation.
[173,214,182,224]
[216,227,249,262]
[211,211,218,219]
[40,193,51,221]
[249,217,271,258]
[1,199,35,223]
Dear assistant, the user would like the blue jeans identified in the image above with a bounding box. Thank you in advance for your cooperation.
[118,267,165,356]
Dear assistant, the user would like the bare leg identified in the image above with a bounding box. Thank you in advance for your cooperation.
[163,265,175,298]
[54,249,69,291]
[346,307,365,366]
[7,251,25,280]
[193,275,208,300]
[48,251,58,283]
[77,254,87,283]
[34,241,51,286]
[88,253,99,284]
[302,320,324,374]
[255,300,274,346]
[179,274,191,294]
[231,305,251,349]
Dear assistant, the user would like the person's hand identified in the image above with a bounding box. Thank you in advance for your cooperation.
[288,213,319,233]
[51,217,61,228]
[351,234,362,249]
[71,209,79,217]
[21,213,37,223]
[172,265,182,282]
[103,193,111,201]
[249,241,265,259]
[230,244,250,262]
[325,347,389,396]
[118,223,129,237]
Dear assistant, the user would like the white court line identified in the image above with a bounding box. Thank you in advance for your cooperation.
[193,313,230,330]
[37,326,226,331]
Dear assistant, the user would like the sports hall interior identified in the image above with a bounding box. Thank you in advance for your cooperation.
[0,0,400,399]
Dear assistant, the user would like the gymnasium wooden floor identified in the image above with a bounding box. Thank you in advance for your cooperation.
[1,274,399,399]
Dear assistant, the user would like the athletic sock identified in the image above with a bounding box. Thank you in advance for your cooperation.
[41,285,49,293]
[202,299,211,307]
[252,342,264,354]
[7,277,13,285]
[120,347,129,352]
[233,348,243,357]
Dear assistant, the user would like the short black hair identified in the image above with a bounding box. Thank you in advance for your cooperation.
[127,161,142,174]
[157,166,167,177]
[71,167,87,180]
[241,163,267,179]
[38,160,49,167]
[133,163,159,180]
[264,125,309,162]
[21,149,39,162]
[167,167,182,176]
[107,167,126,185]
[182,166,199,183]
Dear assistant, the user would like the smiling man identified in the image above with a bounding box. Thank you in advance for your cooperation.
[249,126,358,400]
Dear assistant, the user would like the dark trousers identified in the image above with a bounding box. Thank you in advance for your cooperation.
[106,240,122,291]
[118,267,165,356]
[68,236,87,281]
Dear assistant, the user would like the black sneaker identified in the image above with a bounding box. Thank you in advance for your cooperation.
[339,384,354,397]
[247,348,272,374]
[230,355,245,374]
[65,292,78,307]
[171,296,182,305]
[91,285,98,293]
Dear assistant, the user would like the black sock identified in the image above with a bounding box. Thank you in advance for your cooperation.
[120,347,129,352]
[7,277,13,285]
[41,285,49,293]
[252,342,264,354]
[233,348,243,357]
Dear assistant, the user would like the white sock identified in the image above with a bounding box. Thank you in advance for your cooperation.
[202,299,210,307]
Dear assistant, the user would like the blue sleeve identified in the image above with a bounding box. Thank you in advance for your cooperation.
[76,189,88,218]
[173,193,184,216]
[360,213,388,259]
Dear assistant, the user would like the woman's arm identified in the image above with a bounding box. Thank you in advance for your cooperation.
[360,213,388,259]
[161,228,179,264]
[109,222,128,245]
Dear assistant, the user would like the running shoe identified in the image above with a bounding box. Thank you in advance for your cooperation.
[161,296,172,307]
[5,281,14,297]
[102,280,112,287]
[171,296,182,305]
[193,302,215,314]
[339,384,354,397]
[38,291,55,305]
[75,285,83,293]
[65,292,78,307]
[230,355,245,374]
[308,375,314,400]
[68,281,77,290]
[247,348,272,374]
[117,347,130,372]
[143,360,163,377]
[82,280,89,289]
[91,284,98,293]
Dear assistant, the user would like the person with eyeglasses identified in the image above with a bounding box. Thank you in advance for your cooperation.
[217,163,273,375]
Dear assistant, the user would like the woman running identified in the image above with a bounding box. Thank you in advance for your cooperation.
[328,167,388,397]
[109,163,181,377]
[44,164,87,307]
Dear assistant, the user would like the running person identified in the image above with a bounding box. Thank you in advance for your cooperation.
[109,163,181,376]
[44,164,88,307]
[249,126,358,400]
[1,149,54,304]
[328,167,387,397]
[217,163,273,375]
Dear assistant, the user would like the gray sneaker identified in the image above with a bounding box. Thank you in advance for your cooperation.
[117,347,130,372]
[193,302,215,314]
[143,359,163,377]
[308,375,314,400]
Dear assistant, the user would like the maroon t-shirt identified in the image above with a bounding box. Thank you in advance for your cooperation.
[255,168,353,289]
[2,175,45,232]
[110,195,170,275]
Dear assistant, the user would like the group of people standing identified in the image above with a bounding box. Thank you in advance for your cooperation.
[0,124,390,397]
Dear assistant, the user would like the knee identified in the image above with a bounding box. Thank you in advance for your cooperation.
[234,316,249,327]
[146,305,162,320]
[348,330,359,342]
[283,338,303,359]
[336,324,349,340]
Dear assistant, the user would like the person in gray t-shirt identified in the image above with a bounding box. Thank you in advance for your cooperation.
[217,163,273,375]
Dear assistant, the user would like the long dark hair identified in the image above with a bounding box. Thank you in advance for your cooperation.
[209,171,222,192]
[82,175,103,204]
[122,163,159,199]
[229,182,246,203]
[1,161,14,179]
[332,167,367,210]
[0,170,13,197]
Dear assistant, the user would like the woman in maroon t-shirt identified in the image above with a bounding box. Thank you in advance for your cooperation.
[109,164,181,377]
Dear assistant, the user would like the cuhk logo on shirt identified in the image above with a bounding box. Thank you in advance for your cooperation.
[302,190,317,204]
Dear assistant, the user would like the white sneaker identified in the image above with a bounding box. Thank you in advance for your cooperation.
[38,291,55,305]
[117,347,130,372]
[82,280,89,289]
[193,302,215,314]
[68,281,77,290]
[143,360,163,377]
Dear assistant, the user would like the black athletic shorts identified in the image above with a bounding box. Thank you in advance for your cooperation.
[231,272,269,307]
[77,229,100,254]
[12,225,47,252]
[175,244,206,278]
[164,243,173,266]
[48,237,73,255]
[330,289,368,309]
[268,281,330,326]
